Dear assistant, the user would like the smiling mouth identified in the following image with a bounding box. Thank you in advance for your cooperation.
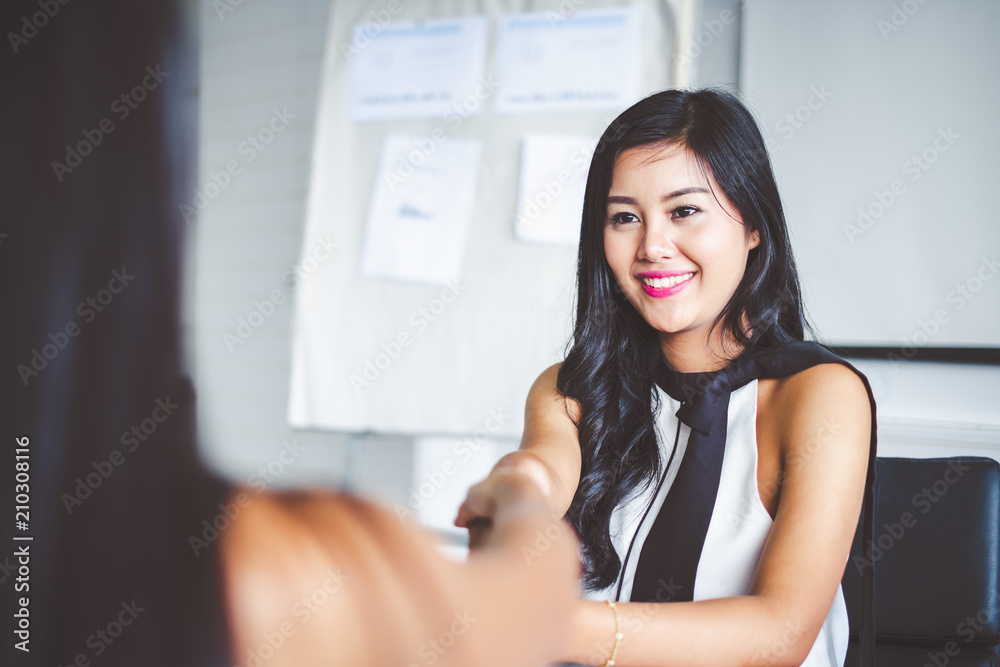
[638,272,695,289]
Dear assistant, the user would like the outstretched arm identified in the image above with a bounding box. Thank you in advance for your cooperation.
[455,362,583,534]
[220,468,580,667]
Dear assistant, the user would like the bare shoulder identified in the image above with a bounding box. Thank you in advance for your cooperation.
[528,361,582,424]
[765,362,872,460]
[772,362,870,411]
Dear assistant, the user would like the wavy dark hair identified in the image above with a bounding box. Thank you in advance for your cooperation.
[558,88,813,590]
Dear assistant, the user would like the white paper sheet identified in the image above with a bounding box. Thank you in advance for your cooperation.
[348,16,489,121]
[493,7,642,114]
[515,134,595,245]
[360,134,482,285]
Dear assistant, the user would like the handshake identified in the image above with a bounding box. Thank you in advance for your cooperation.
[454,453,562,549]
[223,450,581,667]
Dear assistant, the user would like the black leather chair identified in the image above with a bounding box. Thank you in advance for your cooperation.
[843,457,1000,666]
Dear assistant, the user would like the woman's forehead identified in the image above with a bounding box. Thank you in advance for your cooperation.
[611,143,712,189]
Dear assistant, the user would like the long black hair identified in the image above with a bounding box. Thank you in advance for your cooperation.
[558,88,813,590]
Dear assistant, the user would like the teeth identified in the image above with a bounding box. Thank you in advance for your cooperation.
[641,272,694,289]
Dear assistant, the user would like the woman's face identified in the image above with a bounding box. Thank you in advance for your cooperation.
[603,142,759,343]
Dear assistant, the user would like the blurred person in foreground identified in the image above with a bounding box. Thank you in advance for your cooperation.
[0,1,578,666]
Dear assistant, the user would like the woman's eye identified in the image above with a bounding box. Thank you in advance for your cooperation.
[672,205,700,220]
[609,211,639,225]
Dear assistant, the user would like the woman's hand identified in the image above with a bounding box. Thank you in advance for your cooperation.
[454,452,555,548]
[456,362,583,548]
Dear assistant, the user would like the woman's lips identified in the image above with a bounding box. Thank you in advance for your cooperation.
[636,271,695,297]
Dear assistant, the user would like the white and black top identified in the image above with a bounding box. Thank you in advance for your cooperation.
[581,341,877,667]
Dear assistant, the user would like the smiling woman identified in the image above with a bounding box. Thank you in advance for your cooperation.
[457,89,878,667]
[603,144,760,351]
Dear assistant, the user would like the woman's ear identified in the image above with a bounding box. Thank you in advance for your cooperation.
[748,227,761,250]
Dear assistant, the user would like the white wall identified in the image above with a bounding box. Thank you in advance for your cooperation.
[849,358,1000,459]
[741,0,1000,348]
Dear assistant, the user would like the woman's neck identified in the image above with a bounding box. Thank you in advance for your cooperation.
[658,327,744,374]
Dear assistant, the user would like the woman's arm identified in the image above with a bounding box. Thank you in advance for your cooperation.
[220,468,580,667]
[455,362,583,528]
[563,363,872,667]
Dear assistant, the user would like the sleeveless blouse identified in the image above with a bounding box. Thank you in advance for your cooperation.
[580,341,877,667]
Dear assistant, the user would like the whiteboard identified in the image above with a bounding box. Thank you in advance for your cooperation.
[741,0,1000,349]
[287,0,676,437]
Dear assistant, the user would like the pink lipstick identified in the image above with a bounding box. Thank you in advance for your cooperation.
[636,270,696,298]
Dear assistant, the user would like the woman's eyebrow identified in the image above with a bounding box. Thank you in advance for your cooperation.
[606,187,711,206]
[661,186,711,201]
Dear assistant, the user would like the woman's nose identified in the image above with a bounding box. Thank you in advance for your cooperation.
[637,218,678,261]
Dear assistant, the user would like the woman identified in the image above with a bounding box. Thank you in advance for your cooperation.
[457,89,877,667]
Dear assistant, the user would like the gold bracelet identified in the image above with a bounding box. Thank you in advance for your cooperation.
[603,599,624,667]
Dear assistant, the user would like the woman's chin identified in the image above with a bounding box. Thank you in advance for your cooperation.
[646,318,691,336]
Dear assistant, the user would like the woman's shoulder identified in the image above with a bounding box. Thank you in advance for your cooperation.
[770,362,869,408]
[751,341,870,403]
[756,346,872,454]
[529,361,582,424]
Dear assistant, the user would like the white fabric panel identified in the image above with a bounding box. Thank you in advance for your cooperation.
[581,385,691,602]
[694,380,848,667]
[288,0,676,436]
[693,380,772,600]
